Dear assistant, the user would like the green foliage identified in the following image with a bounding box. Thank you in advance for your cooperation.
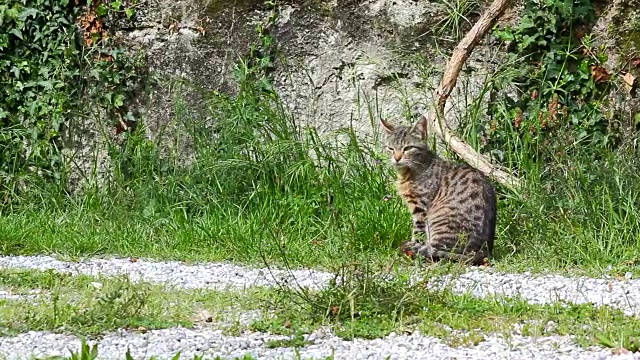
[240,0,278,93]
[79,0,146,129]
[496,146,640,272]
[0,0,80,199]
[478,0,616,166]
[94,0,138,19]
[69,340,99,360]
[250,261,640,350]
[454,0,640,272]
[0,0,146,205]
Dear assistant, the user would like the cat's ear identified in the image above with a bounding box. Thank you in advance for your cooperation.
[380,118,395,134]
[410,115,428,139]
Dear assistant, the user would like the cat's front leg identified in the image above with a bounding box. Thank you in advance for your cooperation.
[411,207,429,243]
[399,210,430,258]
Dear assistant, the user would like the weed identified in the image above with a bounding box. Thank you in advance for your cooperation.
[433,0,480,41]
[0,268,263,336]
[248,261,640,351]
[265,333,312,349]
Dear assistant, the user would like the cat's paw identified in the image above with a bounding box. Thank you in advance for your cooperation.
[399,241,418,259]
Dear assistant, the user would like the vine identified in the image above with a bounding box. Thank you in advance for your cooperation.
[0,0,146,203]
[479,0,615,164]
[0,0,79,199]
[238,0,279,95]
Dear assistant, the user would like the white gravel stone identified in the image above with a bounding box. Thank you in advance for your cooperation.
[0,255,334,291]
[428,268,640,316]
[2,255,640,316]
[0,287,44,301]
[0,327,636,360]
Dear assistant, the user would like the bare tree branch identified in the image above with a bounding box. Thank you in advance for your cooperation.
[424,0,521,190]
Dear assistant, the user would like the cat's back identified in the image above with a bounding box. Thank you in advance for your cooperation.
[424,159,497,252]
[431,160,496,204]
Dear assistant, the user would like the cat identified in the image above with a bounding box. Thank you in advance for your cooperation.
[380,116,497,265]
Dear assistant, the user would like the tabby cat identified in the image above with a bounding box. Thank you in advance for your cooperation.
[380,116,497,265]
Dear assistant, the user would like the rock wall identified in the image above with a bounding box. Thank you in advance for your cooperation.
[67,0,640,189]
[116,0,518,139]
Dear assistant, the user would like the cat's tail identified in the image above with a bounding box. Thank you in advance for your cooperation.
[433,250,487,266]
[413,243,487,266]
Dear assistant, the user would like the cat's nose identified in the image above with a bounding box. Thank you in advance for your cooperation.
[393,151,402,162]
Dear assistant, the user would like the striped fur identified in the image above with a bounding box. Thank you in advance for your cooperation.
[380,116,497,265]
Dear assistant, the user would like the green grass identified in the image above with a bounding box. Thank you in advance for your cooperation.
[247,262,640,351]
[0,268,265,337]
[492,146,640,277]
[0,68,409,270]
[1,67,639,276]
[5,265,640,354]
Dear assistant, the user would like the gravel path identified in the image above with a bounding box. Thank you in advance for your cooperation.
[2,255,640,359]
[0,255,334,291]
[0,326,636,360]
[1,255,640,315]
[430,269,640,316]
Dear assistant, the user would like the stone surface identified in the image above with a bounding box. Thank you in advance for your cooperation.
[63,0,640,188]
[102,0,497,143]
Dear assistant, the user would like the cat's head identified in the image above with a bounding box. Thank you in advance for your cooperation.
[380,116,431,170]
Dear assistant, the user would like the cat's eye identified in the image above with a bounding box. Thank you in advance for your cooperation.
[403,146,418,152]
[385,146,394,152]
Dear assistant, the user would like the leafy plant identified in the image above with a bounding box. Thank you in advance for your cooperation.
[476,0,616,167]
[0,0,146,205]
[68,340,99,360]
[0,0,80,201]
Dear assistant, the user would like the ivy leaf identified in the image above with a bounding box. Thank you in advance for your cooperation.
[96,4,108,17]
[18,7,38,21]
[9,28,23,40]
[110,0,122,11]
[520,35,535,50]
[114,94,124,107]
[519,16,536,30]
[0,34,9,49]
[10,66,20,78]
[125,8,135,19]
[37,80,54,90]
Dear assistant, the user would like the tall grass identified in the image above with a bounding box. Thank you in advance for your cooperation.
[1,55,639,274]
[0,66,408,267]
[495,144,640,272]
[460,76,640,273]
